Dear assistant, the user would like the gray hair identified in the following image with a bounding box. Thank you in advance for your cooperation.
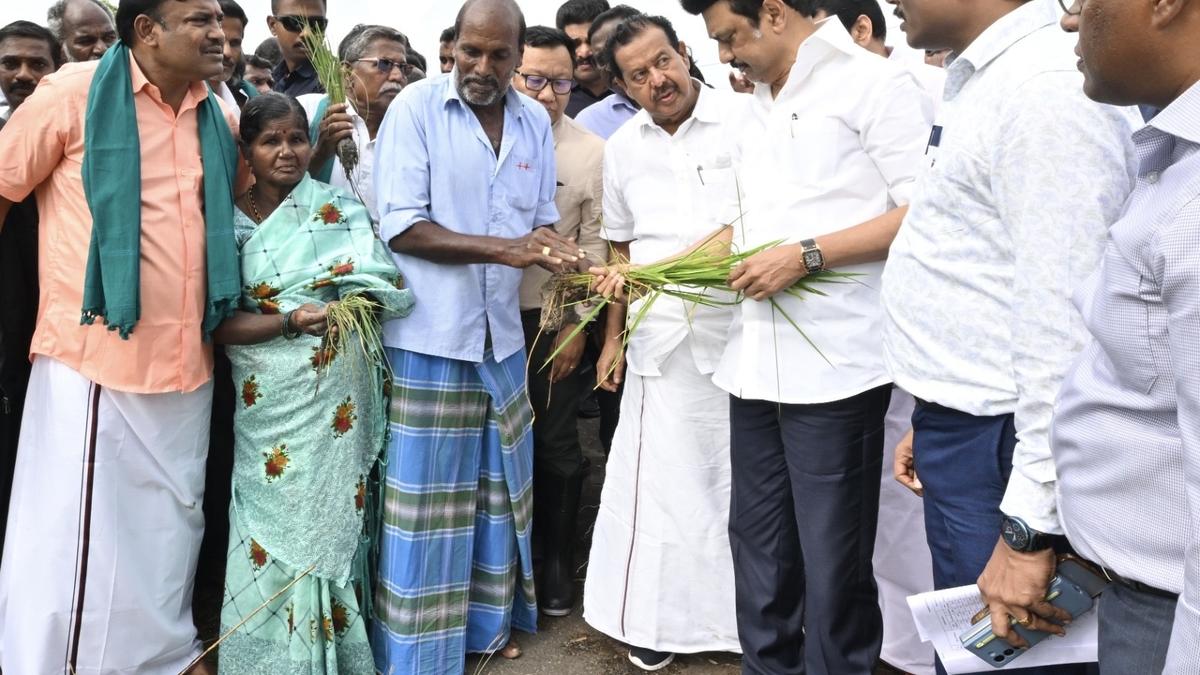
[47,0,113,42]
[337,24,410,64]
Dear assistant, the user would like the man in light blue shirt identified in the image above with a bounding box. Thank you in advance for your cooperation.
[369,0,585,670]
[575,3,641,139]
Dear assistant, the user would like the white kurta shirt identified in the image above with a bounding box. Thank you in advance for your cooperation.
[713,19,933,405]
[602,84,753,378]
[299,94,378,222]
[880,0,1138,533]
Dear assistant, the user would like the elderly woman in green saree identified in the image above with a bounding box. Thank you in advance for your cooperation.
[211,93,413,674]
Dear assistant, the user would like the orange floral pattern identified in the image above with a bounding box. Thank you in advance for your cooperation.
[331,397,357,437]
[313,202,347,225]
[241,375,262,408]
[264,444,290,482]
[354,475,366,512]
[249,538,268,569]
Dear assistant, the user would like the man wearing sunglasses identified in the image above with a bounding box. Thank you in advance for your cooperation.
[266,0,326,97]
[299,23,409,222]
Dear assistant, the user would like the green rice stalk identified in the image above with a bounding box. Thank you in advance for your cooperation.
[301,21,359,178]
[318,291,389,383]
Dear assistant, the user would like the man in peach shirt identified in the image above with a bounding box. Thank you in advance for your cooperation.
[0,0,242,673]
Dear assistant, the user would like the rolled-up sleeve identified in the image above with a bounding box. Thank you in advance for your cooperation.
[995,74,1136,535]
[859,68,933,207]
[375,91,432,245]
[0,77,71,203]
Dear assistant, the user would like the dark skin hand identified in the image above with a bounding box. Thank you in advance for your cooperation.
[310,102,355,173]
[212,302,333,345]
[978,539,1071,648]
[389,222,585,274]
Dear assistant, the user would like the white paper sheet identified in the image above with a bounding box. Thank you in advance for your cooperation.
[907,584,1098,673]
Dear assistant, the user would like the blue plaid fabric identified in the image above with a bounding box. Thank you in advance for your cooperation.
[371,347,537,675]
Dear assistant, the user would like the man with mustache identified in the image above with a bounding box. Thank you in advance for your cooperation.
[47,0,117,63]
[267,0,325,96]
[1052,1,1200,672]
[0,19,60,573]
[370,0,583,670]
[556,0,611,117]
[439,25,457,73]
[208,0,251,113]
[679,0,933,673]
[300,24,409,223]
[576,4,643,139]
[878,0,1139,674]
[0,0,244,672]
[582,13,751,670]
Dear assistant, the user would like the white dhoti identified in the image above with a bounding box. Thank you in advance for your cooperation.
[0,356,212,675]
[583,339,740,654]
[875,388,935,674]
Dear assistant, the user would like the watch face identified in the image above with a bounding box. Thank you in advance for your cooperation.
[1003,519,1029,550]
[804,250,822,270]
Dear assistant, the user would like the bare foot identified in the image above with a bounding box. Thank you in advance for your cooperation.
[499,638,522,660]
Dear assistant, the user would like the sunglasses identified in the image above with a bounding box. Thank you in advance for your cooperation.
[274,15,328,34]
[516,72,574,95]
[1058,0,1082,15]
[355,58,414,76]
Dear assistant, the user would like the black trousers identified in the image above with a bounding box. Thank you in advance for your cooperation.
[521,310,585,477]
[729,384,891,675]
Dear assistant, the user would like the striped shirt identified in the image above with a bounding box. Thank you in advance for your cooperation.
[1051,80,1200,668]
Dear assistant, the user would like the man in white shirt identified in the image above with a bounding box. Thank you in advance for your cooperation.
[581,14,749,672]
[300,24,410,223]
[681,1,933,673]
[880,0,1137,672]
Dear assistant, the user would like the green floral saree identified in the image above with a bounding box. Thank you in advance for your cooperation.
[219,176,413,674]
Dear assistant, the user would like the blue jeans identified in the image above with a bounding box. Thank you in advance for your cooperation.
[912,401,1090,675]
[1098,581,1176,674]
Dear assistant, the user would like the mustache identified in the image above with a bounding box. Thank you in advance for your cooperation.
[730,60,750,72]
[652,82,677,102]
[377,83,402,97]
[462,74,501,89]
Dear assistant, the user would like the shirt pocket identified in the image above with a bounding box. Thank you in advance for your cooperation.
[696,162,744,228]
[782,115,847,194]
[1088,246,1160,394]
[501,153,543,212]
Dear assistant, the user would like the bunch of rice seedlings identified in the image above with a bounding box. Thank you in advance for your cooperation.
[301,21,359,179]
[541,234,859,376]
[318,291,387,378]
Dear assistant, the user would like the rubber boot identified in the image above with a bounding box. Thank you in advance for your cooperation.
[537,459,589,616]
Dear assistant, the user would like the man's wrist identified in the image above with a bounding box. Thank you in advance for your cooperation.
[1000,515,1063,553]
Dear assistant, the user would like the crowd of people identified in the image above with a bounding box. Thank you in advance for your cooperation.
[0,0,1196,674]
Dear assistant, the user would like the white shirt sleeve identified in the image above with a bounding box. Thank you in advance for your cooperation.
[600,137,635,244]
[858,68,935,207]
[995,73,1136,535]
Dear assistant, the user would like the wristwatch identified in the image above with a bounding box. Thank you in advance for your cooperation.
[799,238,825,275]
[1001,516,1056,552]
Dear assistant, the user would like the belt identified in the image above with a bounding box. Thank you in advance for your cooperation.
[1100,567,1178,600]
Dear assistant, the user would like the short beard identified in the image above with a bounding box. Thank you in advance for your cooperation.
[457,72,508,107]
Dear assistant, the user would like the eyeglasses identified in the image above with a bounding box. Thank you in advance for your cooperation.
[1057,0,1082,16]
[516,72,574,95]
[355,58,414,76]
[274,15,328,34]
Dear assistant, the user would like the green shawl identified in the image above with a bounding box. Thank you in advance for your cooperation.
[81,42,241,339]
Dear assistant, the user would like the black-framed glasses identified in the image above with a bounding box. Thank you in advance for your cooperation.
[355,58,414,76]
[274,15,328,33]
[516,72,573,95]
[1057,0,1082,16]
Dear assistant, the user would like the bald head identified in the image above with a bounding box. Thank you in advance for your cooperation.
[455,0,526,51]
[49,0,116,62]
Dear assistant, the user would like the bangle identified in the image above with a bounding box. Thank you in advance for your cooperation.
[281,309,302,340]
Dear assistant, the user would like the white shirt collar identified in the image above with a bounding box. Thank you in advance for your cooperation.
[754,17,857,105]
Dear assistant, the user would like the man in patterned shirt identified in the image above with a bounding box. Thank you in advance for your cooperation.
[880,0,1138,672]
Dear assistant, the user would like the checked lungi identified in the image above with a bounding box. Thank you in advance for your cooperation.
[372,347,538,675]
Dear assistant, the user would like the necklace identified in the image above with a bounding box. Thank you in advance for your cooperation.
[248,184,264,223]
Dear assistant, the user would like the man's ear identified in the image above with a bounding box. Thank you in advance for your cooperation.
[1151,0,1191,29]
[851,15,875,48]
[761,0,789,33]
[133,13,161,47]
[677,39,690,62]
